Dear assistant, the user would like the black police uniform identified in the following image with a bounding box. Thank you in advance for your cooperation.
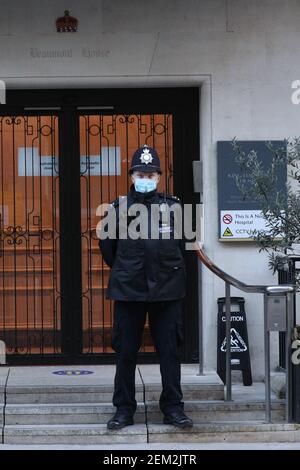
[99,145,192,429]
[102,188,186,302]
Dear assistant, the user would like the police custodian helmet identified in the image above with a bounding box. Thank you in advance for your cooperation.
[129,144,162,174]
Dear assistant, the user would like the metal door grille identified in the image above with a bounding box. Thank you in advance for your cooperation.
[0,115,61,355]
[0,88,200,364]
[79,113,173,353]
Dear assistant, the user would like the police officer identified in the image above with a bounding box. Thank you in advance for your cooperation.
[99,144,193,430]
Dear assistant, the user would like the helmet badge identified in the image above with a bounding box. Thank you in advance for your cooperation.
[140,145,153,165]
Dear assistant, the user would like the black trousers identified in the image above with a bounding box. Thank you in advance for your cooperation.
[112,299,184,416]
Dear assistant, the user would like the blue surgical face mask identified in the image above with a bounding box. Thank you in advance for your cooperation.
[134,177,157,193]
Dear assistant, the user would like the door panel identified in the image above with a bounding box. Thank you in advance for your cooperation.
[79,114,173,354]
[0,115,61,354]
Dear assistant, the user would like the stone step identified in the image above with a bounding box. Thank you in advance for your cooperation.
[4,421,300,445]
[0,409,3,425]
[5,383,223,404]
[5,403,145,425]
[3,366,224,404]
[5,385,143,404]
[0,368,8,404]
[139,366,224,401]
[5,400,285,425]
[145,384,224,401]
[3,424,148,445]
[147,422,300,443]
[146,400,285,423]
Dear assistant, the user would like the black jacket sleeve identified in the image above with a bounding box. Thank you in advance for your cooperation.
[98,238,117,268]
[98,202,119,268]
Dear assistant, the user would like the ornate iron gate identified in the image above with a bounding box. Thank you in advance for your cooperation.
[0,115,61,356]
[0,111,174,360]
[0,87,200,364]
[79,113,173,354]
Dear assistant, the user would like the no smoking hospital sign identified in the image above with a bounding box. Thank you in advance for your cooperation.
[220,210,269,240]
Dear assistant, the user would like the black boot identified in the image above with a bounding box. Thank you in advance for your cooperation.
[163,410,193,429]
[107,411,134,430]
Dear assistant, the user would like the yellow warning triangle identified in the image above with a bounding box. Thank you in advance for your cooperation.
[223,227,233,237]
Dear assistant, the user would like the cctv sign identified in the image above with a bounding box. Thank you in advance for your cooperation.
[220,210,268,240]
[217,141,287,242]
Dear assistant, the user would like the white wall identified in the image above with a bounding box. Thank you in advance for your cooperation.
[1,0,300,379]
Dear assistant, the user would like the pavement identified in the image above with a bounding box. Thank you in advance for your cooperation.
[1,443,300,450]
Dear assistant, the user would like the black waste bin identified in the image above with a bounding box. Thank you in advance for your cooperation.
[278,256,300,369]
[292,327,300,423]
[217,296,252,386]
[292,364,300,423]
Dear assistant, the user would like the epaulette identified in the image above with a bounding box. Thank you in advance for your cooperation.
[168,194,181,202]
[110,195,126,208]
[158,193,181,203]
